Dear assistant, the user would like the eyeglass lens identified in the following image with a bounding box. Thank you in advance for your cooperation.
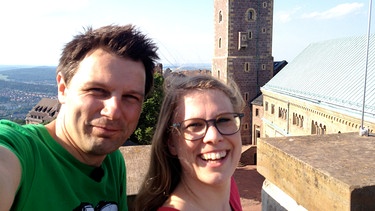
[179,113,242,140]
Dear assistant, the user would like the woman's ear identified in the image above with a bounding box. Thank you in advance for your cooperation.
[168,138,178,156]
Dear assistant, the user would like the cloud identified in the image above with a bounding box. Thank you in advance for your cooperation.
[302,3,364,20]
[275,7,302,23]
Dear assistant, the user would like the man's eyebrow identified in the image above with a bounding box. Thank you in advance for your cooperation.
[81,81,145,96]
[81,81,104,88]
[126,90,146,100]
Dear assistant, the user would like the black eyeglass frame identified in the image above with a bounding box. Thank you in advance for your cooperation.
[171,112,244,141]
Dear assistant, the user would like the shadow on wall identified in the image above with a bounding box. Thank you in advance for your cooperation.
[239,146,257,166]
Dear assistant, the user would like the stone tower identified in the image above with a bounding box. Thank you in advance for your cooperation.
[212,0,274,144]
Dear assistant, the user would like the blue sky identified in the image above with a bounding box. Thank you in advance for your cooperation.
[0,0,372,67]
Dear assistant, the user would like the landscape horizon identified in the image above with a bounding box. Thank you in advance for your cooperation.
[0,62,212,72]
[0,63,212,121]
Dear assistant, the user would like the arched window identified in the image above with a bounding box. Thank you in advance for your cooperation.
[218,38,222,48]
[311,121,317,134]
[246,8,256,21]
[219,11,223,23]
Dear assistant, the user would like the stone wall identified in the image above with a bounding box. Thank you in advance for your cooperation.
[119,145,151,210]
[257,133,375,210]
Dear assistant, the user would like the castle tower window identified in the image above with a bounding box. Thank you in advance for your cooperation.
[248,30,253,39]
[246,8,256,21]
[244,92,249,101]
[239,32,248,49]
[244,62,250,72]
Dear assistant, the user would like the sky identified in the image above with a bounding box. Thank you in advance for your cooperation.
[0,0,373,67]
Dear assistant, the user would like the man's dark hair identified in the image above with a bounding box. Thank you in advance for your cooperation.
[57,24,159,96]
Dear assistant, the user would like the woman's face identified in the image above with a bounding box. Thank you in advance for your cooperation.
[169,89,242,186]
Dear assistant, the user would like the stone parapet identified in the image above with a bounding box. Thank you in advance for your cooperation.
[257,133,375,211]
[119,145,151,196]
[119,145,151,210]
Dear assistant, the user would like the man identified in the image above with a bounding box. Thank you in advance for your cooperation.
[0,24,159,210]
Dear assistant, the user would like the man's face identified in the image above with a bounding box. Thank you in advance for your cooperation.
[57,48,145,157]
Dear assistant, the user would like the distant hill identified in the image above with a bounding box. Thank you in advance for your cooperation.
[164,63,211,71]
[0,63,212,83]
[0,65,35,71]
[0,66,56,85]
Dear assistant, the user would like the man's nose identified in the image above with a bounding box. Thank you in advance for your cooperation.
[101,96,121,120]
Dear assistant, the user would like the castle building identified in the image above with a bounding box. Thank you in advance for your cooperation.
[25,98,60,124]
[261,35,375,138]
[212,0,274,144]
[258,35,375,210]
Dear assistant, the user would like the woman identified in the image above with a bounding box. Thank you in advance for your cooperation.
[135,74,245,211]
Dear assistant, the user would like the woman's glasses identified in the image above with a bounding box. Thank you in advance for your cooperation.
[172,113,244,141]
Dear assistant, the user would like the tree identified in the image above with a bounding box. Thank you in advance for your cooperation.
[130,73,164,145]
